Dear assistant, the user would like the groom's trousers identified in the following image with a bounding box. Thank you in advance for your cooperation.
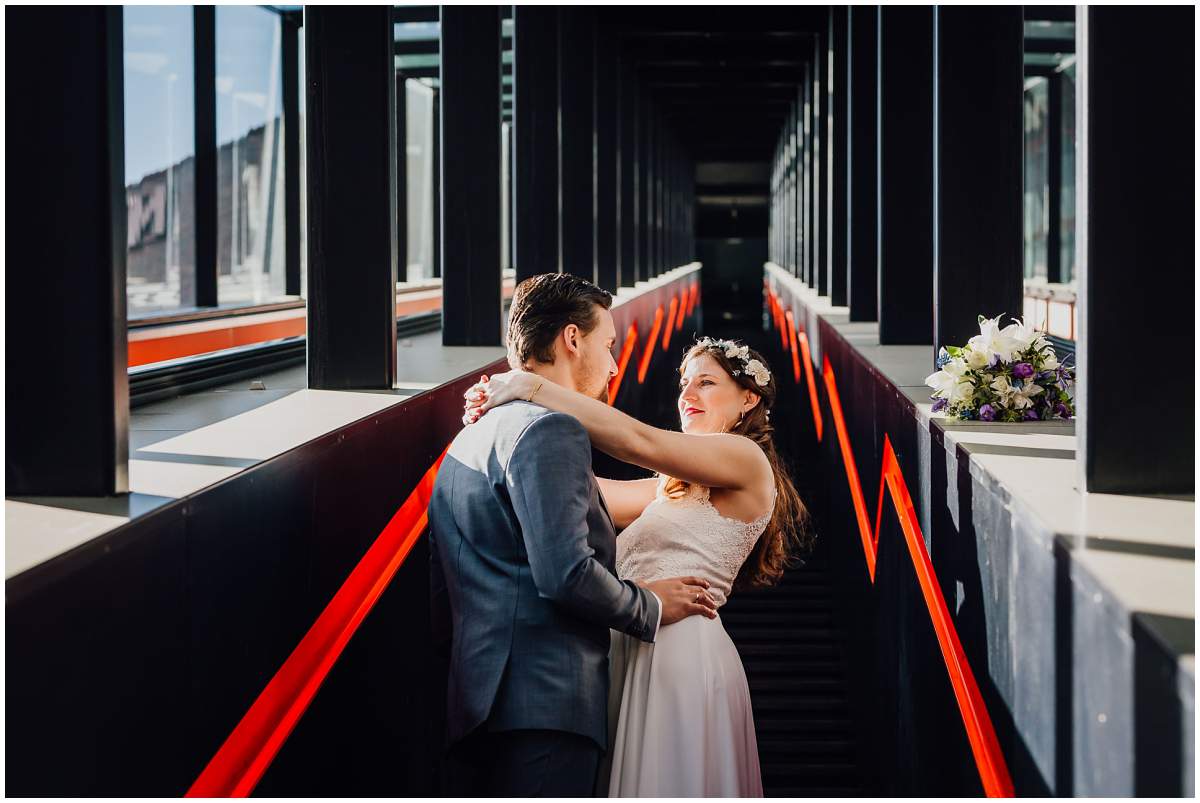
[444,728,601,797]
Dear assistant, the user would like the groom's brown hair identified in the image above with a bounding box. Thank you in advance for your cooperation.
[506,273,612,368]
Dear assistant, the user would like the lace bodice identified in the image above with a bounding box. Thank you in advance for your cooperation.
[614,476,775,609]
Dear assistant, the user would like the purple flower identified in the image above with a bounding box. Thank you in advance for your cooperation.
[1024,408,1040,421]
[931,397,948,413]
[1012,362,1034,380]
[1054,402,1071,419]
[979,404,996,422]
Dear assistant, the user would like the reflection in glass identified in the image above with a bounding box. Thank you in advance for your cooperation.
[405,79,437,281]
[216,6,287,306]
[123,6,195,316]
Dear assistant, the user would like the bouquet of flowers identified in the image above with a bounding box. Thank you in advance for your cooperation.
[924,314,1075,422]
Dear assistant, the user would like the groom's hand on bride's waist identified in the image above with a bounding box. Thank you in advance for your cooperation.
[640,577,718,625]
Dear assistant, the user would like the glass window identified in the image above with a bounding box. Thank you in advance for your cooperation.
[405,78,437,282]
[1059,62,1076,285]
[216,6,288,306]
[123,6,195,317]
[1023,76,1049,280]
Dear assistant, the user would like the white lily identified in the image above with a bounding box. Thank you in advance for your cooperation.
[925,367,975,404]
[999,316,1043,354]
[968,314,1023,363]
[1010,381,1044,410]
[990,374,1014,396]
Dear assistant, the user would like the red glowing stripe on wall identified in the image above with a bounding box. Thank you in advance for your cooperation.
[637,306,664,383]
[687,283,699,317]
[608,322,639,406]
[662,296,680,351]
[785,309,802,382]
[771,291,789,351]
[186,450,448,798]
[796,329,824,442]
[816,351,1014,798]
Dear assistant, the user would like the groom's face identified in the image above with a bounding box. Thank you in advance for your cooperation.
[571,305,619,403]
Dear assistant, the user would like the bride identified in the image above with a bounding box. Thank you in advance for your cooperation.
[464,336,810,797]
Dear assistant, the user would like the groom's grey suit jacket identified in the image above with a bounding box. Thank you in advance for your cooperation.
[429,400,661,751]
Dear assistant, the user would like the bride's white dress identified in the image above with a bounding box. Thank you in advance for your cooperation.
[598,476,773,797]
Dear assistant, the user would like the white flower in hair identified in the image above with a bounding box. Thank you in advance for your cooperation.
[744,359,771,388]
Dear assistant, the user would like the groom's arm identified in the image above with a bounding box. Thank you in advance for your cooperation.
[506,412,662,642]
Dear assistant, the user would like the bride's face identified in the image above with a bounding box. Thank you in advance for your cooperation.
[677,353,755,434]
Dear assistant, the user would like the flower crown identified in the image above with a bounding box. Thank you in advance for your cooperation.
[695,337,772,388]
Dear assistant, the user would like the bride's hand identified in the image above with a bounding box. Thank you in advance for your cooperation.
[462,370,539,425]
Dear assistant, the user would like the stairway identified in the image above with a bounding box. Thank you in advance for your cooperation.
[721,557,865,797]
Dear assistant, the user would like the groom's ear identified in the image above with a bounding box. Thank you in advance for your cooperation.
[560,323,582,357]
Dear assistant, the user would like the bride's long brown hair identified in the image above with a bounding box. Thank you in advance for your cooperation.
[662,339,813,590]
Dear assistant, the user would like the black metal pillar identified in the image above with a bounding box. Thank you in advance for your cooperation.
[1078,7,1194,495]
[306,8,399,384]
[815,27,829,297]
[558,7,594,279]
[617,61,637,287]
[6,6,128,495]
[877,6,933,345]
[282,12,302,296]
[594,25,618,292]
[933,8,1023,362]
[439,7,502,345]
[194,6,218,307]
[830,6,849,307]
[513,7,559,283]
[847,5,877,322]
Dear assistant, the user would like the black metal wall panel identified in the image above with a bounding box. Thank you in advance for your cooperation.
[847,6,878,322]
[4,6,129,496]
[194,6,218,308]
[1078,6,1195,494]
[877,7,933,345]
[513,7,559,282]
[594,25,619,292]
[933,8,1023,364]
[558,7,595,279]
[829,7,849,307]
[305,8,399,386]
[440,7,503,345]
[815,27,829,296]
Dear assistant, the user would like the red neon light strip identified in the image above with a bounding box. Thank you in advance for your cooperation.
[796,330,824,441]
[662,296,679,351]
[785,310,802,383]
[688,283,699,317]
[878,437,1014,799]
[637,306,664,383]
[817,354,1014,798]
[771,291,789,351]
[186,450,448,798]
[608,322,639,406]
[676,287,688,332]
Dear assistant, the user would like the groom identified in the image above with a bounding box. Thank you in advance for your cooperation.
[429,273,717,796]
